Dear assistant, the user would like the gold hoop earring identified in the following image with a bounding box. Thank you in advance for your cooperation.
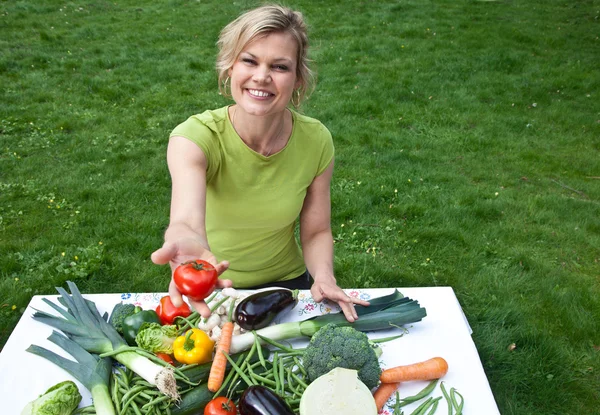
[222,76,230,96]
[292,89,301,107]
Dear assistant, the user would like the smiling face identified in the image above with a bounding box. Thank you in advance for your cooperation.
[228,32,300,117]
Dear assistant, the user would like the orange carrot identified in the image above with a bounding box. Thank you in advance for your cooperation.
[373,381,400,412]
[207,321,234,392]
[380,357,448,384]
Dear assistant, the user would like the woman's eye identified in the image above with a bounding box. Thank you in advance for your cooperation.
[274,64,289,71]
[242,58,256,65]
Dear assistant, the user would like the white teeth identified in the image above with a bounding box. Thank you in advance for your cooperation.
[248,89,271,97]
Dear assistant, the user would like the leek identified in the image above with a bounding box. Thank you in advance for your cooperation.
[230,290,426,353]
[27,331,115,415]
[31,281,179,399]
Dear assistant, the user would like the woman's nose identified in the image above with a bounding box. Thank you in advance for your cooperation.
[252,65,272,83]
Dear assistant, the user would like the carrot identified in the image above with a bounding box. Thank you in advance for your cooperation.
[373,381,400,413]
[207,299,237,392]
[207,320,234,392]
[380,357,448,384]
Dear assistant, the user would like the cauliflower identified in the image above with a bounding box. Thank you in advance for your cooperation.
[302,324,382,389]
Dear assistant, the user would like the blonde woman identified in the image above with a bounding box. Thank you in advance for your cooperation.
[152,5,368,322]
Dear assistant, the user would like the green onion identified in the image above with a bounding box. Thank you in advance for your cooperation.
[27,331,115,415]
[230,290,426,353]
[31,281,180,399]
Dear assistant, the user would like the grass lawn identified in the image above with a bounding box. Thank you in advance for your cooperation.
[1,1,598,413]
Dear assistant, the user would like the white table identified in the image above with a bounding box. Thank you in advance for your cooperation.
[0,287,500,414]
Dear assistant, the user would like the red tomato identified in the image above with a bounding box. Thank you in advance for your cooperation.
[155,295,192,325]
[204,397,237,415]
[155,353,175,365]
[173,260,218,301]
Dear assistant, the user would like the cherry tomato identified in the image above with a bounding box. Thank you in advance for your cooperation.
[204,397,237,415]
[173,260,218,301]
[155,352,175,366]
[155,295,191,325]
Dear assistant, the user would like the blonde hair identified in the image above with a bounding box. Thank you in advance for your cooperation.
[216,4,314,107]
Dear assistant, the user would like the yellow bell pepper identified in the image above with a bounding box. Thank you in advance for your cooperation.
[173,328,215,365]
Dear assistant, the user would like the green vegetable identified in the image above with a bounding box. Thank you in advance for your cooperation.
[122,308,161,346]
[21,380,82,415]
[135,322,179,354]
[27,332,114,415]
[229,290,426,354]
[302,323,382,389]
[170,383,216,415]
[107,303,138,335]
[31,281,180,400]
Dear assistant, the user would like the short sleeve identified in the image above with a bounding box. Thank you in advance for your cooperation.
[170,116,221,182]
[316,123,335,176]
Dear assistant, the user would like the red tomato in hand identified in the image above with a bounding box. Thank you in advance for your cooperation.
[205,397,237,415]
[156,295,192,325]
[173,260,218,301]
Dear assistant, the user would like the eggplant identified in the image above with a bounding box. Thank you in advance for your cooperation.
[235,288,298,330]
[238,385,295,415]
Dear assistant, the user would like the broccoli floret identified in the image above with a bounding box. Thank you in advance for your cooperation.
[302,323,382,389]
[108,303,138,335]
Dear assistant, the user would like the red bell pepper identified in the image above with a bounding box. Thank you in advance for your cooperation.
[155,295,191,325]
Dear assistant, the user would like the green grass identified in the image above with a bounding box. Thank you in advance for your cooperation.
[1,1,599,413]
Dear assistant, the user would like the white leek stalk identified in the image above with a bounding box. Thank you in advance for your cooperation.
[32,281,179,399]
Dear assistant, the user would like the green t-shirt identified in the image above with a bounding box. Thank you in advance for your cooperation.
[170,106,334,288]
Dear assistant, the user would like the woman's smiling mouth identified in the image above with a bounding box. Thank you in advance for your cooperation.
[247,89,273,98]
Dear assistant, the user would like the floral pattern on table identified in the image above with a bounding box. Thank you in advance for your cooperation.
[120,292,164,307]
[296,289,371,317]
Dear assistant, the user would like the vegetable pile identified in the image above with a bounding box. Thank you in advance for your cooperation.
[23,276,469,415]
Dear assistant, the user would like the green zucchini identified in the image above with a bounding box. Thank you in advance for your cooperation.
[171,384,214,415]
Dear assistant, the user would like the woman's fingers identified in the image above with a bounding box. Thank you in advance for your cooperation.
[311,282,371,322]
[151,242,177,265]
[168,278,184,308]
[339,301,357,322]
[214,260,230,276]
[188,299,212,319]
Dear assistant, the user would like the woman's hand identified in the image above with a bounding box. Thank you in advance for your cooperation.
[151,238,231,318]
[310,278,370,322]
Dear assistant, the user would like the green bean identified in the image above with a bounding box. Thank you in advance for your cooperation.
[440,382,453,415]
[370,333,406,343]
[293,356,307,376]
[400,379,438,406]
[272,352,280,393]
[290,372,308,389]
[72,407,97,414]
[140,393,172,411]
[450,388,464,415]
[427,398,440,415]
[174,313,198,332]
[111,374,122,413]
[409,397,433,415]
[286,369,303,398]
[223,351,256,387]
[257,334,296,353]
[217,352,247,398]
[393,391,403,414]
[224,340,257,396]
[278,354,286,395]
[121,385,149,404]
[253,331,268,368]
[129,400,143,415]
[248,366,277,387]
